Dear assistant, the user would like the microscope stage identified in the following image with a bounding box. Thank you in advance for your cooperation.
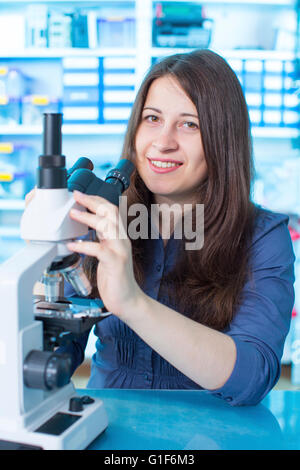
[34,297,110,336]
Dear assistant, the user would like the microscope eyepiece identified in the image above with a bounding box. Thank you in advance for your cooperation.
[37,113,67,189]
[68,158,134,206]
[43,113,62,156]
[67,157,94,179]
[105,159,135,192]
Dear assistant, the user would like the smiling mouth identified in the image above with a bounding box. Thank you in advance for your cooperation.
[146,157,183,174]
[147,158,183,168]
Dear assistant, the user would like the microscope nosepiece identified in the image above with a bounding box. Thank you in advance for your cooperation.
[62,259,92,298]
[42,271,63,303]
[48,253,92,298]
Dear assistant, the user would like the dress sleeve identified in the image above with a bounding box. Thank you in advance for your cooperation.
[208,211,295,406]
[58,330,90,376]
[58,278,90,375]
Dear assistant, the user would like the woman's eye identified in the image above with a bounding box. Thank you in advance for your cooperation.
[144,115,159,122]
[183,121,198,129]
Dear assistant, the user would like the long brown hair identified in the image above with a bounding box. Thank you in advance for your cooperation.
[85,49,257,331]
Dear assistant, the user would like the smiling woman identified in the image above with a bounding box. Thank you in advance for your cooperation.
[120,49,256,330]
[61,49,295,406]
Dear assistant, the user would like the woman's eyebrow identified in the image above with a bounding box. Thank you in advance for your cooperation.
[143,107,199,119]
[143,106,162,113]
[181,113,199,119]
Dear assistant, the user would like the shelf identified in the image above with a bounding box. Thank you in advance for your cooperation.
[1,47,295,61]
[251,127,299,139]
[220,49,296,61]
[0,48,137,59]
[0,199,24,211]
[152,48,295,61]
[0,124,297,139]
[0,225,20,237]
[0,0,294,4]
[3,47,292,61]
[0,124,127,136]
[156,0,295,5]
[0,0,134,4]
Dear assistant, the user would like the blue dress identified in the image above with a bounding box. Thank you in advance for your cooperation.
[62,205,295,406]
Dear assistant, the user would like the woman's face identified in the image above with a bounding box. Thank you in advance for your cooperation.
[135,75,207,205]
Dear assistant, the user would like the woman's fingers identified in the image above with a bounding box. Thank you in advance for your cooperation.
[70,207,119,240]
[25,187,36,207]
[73,190,116,215]
[69,208,99,232]
[67,240,116,264]
[67,240,101,258]
[70,190,128,242]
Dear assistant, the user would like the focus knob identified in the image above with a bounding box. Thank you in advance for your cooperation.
[69,397,83,412]
[23,350,72,391]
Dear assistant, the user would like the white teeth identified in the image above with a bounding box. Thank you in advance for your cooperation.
[150,160,181,168]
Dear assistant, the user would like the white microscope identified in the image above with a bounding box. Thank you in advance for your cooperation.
[0,113,134,450]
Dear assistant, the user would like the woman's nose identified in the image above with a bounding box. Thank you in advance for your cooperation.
[152,127,179,152]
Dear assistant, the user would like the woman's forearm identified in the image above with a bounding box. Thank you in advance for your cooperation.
[123,291,237,390]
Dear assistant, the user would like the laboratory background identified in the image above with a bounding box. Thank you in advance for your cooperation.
[0,0,299,391]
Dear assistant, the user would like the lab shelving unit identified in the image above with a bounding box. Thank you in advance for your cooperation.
[0,0,299,375]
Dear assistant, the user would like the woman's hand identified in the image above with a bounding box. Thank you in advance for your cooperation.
[67,190,143,321]
[24,186,46,295]
[25,187,36,207]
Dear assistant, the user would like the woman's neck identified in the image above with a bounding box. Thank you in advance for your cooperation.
[152,194,194,246]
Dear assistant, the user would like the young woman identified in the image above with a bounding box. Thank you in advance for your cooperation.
[62,49,295,405]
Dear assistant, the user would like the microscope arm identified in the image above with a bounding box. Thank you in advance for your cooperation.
[0,242,58,426]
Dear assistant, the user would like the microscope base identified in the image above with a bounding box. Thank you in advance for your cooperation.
[0,389,108,450]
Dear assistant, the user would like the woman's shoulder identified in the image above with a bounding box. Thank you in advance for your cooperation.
[248,205,295,272]
[251,204,290,247]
